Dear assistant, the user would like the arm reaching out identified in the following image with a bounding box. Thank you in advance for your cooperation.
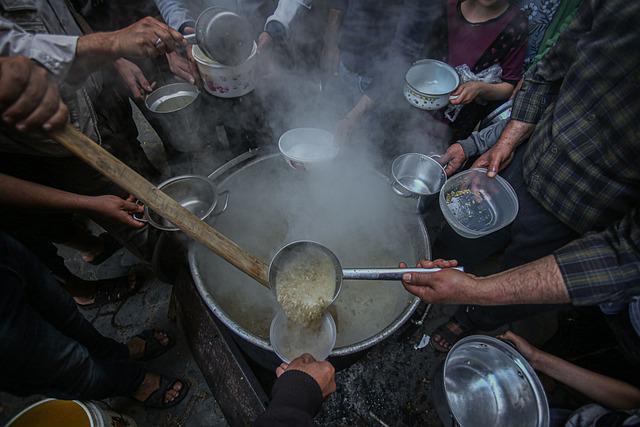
[501,331,640,410]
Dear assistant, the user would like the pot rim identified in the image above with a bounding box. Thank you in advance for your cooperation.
[188,150,427,356]
[404,58,460,96]
[146,175,218,231]
[444,335,550,427]
[192,41,258,68]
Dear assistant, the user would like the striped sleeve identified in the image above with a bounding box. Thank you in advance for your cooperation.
[554,207,640,306]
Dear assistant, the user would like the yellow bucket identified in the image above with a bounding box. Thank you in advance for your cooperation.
[5,399,136,427]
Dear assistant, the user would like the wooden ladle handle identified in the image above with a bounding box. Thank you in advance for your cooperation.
[51,124,270,287]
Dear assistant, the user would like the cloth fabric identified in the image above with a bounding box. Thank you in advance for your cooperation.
[447,0,527,82]
[0,0,102,156]
[458,117,508,157]
[518,0,561,67]
[0,232,144,399]
[564,404,640,427]
[333,0,404,78]
[510,0,640,304]
[153,0,309,39]
[527,0,581,67]
[599,297,640,338]
[252,370,322,427]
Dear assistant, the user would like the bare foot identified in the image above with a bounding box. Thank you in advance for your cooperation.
[128,330,170,360]
[433,321,465,351]
[66,270,139,306]
[133,373,184,405]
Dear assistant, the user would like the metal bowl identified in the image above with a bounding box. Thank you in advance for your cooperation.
[138,175,228,232]
[444,336,550,427]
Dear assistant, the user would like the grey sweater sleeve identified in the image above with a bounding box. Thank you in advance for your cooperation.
[457,118,508,157]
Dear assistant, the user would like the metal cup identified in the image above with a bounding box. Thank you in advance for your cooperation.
[391,153,447,214]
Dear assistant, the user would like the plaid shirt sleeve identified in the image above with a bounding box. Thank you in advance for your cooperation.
[511,0,594,124]
[554,207,640,306]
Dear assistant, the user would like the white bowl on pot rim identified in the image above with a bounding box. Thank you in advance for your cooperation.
[192,42,257,98]
[278,128,339,170]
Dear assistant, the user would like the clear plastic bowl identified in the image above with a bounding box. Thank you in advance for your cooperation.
[439,168,518,239]
[270,310,336,363]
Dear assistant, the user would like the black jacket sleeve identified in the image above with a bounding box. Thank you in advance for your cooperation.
[252,370,323,427]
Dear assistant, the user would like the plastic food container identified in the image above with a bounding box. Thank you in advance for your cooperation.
[439,168,518,238]
[278,128,339,170]
[270,310,337,363]
[192,42,257,98]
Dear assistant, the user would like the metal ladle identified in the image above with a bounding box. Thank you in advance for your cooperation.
[269,240,464,304]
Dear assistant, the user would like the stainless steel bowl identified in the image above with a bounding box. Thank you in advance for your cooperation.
[444,336,550,427]
[137,175,228,232]
[391,153,447,214]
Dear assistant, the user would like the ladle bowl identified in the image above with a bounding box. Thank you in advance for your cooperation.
[269,241,463,305]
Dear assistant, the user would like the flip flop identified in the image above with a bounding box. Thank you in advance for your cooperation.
[76,266,151,309]
[135,329,175,361]
[141,375,190,409]
[431,317,475,353]
[87,233,123,265]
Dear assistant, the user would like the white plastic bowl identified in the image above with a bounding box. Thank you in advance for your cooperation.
[192,42,257,98]
[278,128,339,170]
[270,310,336,363]
[439,168,518,239]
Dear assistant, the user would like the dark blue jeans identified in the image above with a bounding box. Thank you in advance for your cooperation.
[0,233,144,399]
[433,145,578,330]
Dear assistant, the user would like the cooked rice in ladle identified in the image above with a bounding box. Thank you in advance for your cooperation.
[275,248,337,325]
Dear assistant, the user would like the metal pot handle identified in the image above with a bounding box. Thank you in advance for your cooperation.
[391,181,413,198]
[448,95,459,102]
[211,190,229,217]
[184,33,197,45]
[133,200,149,223]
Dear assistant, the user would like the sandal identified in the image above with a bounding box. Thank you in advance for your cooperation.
[76,266,151,309]
[431,317,475,353]
[86,233,123,265]
[141,375,190,409]
[135,329,175,361]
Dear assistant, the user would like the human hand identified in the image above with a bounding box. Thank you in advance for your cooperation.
[471,141,515,178]
[334,115,359,145]
[450,82,484,105]
[84,195,145,228]
[276,354,336,399]
[257,31,273,52]
[439,143,467,176]
[114,58,155,101]
[497,331,542,368]
[399,259,479,304]
[0,57,68,132]
[110,17,185,58]
[166,51,197,85]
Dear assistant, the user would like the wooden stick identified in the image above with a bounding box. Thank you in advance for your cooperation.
[51,124,270,287]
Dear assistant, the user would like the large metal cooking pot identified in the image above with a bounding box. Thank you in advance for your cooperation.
[188,150,429,369]
[443,336,550,427]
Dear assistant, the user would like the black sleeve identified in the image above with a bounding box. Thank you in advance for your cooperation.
[252,370,323,427]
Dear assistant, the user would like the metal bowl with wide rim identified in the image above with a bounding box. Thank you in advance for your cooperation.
[136,175,228,232]
[444,335,549,427]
